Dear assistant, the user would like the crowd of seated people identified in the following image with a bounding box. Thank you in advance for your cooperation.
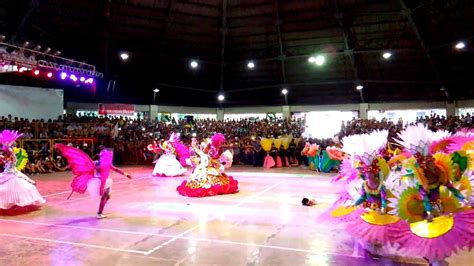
[0,112,471,170]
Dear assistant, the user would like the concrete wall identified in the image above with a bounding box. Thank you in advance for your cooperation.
[0,85,64,119]
[66,100,474,119]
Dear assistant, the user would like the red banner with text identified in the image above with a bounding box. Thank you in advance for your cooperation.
[98,103,135,115]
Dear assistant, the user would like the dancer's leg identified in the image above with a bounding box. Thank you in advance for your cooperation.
[97,188,111,218]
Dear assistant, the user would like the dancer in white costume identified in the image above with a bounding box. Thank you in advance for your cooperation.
[0,130,45,212]
[152,133,188,177]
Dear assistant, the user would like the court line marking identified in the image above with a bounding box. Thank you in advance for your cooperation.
[144,179,287,255]
[42,176,149,198]
[0,233,147,255]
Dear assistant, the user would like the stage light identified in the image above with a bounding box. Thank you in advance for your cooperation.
[383,52,392,59]
[19,67,25,73]
[3,65,8,70]
[33,70,40,75]
[0,35,5,41]
[60,72,67,79]
[190,60,198,68]
[192,132,197,137]
[218,94,225,101]
[455,41,466,50]
[47,72,53,78]
[120,52,129,60]
[153,88,159,93]
[85,78,94,84]
[281,88,288,95]
[308,56,316,63]
[44,47,51,54]
[80,77,86,82]
[70,74,78,82]
[315,55,325,66]
[54,51,61,56]
[356,85,364,90]
[34,45,41,51]
[247,61,255,69]
[22,41,29,48]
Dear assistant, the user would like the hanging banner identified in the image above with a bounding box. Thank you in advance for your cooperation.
[98,103,135,115]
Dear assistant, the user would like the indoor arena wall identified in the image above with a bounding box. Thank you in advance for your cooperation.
[0,85,64,119]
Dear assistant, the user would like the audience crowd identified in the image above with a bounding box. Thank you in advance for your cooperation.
[0,112,471,175]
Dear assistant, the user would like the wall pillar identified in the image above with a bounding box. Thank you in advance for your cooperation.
[359,103,369,119]
[446,101,458,117]
[282,105,291,119]
[217,108,224,121]
[150,105,158,120]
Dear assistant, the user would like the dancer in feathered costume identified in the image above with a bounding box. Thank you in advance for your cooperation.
[149,133,189,177]
[318,146,343,173]
[0,130,45,213]
[322,130,406,257]
[177,133,238,197]
[301,143,319,171]
[385,124,474,264]
[55,144,132,219]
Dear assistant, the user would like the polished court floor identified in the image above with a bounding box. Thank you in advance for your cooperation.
[0,166,472,265]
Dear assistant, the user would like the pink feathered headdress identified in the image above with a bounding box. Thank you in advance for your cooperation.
[0,129,23,147]
[211,133,226,148]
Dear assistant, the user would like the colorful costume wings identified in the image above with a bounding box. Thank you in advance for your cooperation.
[55,144,113,196]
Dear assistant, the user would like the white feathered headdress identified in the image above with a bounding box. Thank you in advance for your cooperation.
[341,130,389,165]
[395,124,450,156]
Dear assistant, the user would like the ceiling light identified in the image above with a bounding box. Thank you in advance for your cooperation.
[247,61,255,69]
[315,55,325,66]
[382,52,392,59]
[218,94,225,101]
[455,41,466,50]
[120,52,129,60]
[190,60,198,68]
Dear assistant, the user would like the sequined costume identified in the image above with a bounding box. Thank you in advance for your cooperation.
[0,130,45,213]
[177,133,238,197]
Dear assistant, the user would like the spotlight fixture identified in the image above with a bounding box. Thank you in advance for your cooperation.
[85,78,94,84]
[80,77,86,82]
[120,52,129,60]
[34,45,41,51]
[44,47,51,54]
[70,74,78,82]
[190,60,198,68]
[47,72,53,78]
[247,61,255,69]
[19,67,26,73]
[218,94,225,101]
[356,85,364,91]
[281,88,288,95]
[22,41,29,48]
[455,41,466,50]
[153,88,159,93]
[314,55,325,66]
[54,51,62,56]
[60,72,67,80]
[308,56,316,63]
[34,70,40,75]
[382,52,392,59]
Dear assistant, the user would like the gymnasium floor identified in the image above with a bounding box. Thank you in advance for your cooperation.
[0,166,471,265]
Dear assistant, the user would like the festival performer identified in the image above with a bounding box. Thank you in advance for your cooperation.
[385,125,474,265]
[177,133,238,197]
[0,130,45,213]
[322,130,406,257]
[318,146,343,173]
[301,142,319,171]
[55,144,132,219]
[149,133,188,177]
